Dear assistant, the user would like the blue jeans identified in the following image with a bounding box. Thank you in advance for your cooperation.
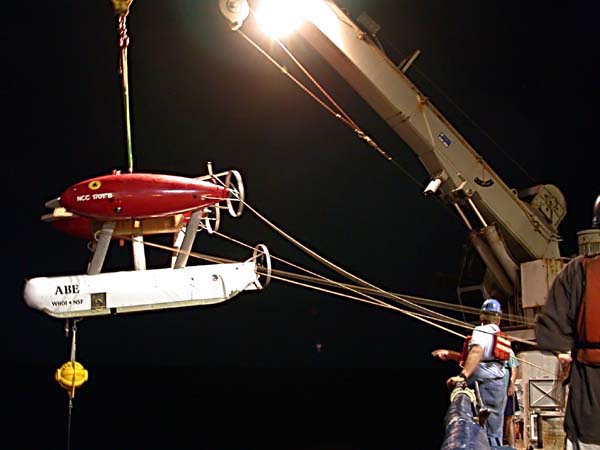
[476,378,507,447]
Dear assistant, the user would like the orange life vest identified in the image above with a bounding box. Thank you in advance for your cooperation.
[576,255,600,366]
[460,330,511,366]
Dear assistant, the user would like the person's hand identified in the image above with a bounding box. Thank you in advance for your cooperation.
[507,382,516,396]
[446,374,466,388]
[557,352,572,366]
[432,349,450,360]
[557,352,572,383]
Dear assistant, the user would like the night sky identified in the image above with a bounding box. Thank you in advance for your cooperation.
[5,1,598,449]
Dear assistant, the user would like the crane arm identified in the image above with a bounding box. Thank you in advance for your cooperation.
[292,1,563,263]
[218,0,567,304]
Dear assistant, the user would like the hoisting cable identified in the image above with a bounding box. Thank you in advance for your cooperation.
[229,8,546,279]
[133,235,474,338]
[230,13,482,257]
[109,165,534,335]
[273,37,407,167]
[119,222,549,377]
[111,0,135,173]
[273,39,360,130]
[66,320,77,450]
[112,177,539,364]
[133,231,542,362]
[233,26,425,189]
[206,180,533,330]
[210,176,463,328]
[57,318,85,450]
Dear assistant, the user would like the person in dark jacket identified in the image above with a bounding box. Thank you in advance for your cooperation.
[535,194,600,450]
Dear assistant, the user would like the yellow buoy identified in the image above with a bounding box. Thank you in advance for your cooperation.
[55,361,88,397]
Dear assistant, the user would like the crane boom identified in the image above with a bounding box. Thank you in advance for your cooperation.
[295,2,563,264]
[218,0,568,309]
[294,7,569,446]
[218,2,570,447]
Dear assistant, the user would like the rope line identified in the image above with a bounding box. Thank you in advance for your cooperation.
[119,189,537,351]
[234,25,424,188]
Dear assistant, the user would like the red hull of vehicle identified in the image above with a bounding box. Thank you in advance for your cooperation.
[59,173,228,221]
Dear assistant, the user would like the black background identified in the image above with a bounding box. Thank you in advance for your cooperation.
[4,1,598,449]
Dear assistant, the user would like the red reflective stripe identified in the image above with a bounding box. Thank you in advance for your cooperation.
[493,331,511,360]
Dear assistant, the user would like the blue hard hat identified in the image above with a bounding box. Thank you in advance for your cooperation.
[481,298,502,315]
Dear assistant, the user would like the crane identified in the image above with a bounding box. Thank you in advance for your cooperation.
[218,1,571,448]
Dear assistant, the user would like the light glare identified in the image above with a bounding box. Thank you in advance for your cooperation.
[255,0,312,39]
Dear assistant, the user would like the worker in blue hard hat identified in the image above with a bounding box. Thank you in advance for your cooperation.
[481,298,503,315]
[442,298,511,448]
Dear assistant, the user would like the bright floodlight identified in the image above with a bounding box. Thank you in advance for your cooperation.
[254,0,342,44]
[255,0,314,39]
